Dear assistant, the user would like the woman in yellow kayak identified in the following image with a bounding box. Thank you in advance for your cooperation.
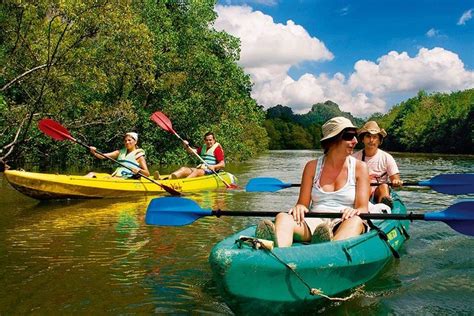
[256,117,370,247]
[86,132,150,179]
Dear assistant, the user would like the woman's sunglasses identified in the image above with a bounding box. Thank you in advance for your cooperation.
[341,131,357,141]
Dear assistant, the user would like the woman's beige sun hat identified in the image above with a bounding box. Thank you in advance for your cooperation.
[357,121,387,138]
[320,116,357,141]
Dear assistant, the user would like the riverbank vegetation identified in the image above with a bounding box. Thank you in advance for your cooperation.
[1,2,472,171]
[264,89,473,154]
[0,1,267,169]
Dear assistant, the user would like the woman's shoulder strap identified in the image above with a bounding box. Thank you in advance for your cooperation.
[314,155,325,181]
[127,148,145,159]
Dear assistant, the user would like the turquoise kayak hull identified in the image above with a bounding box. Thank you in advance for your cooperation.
[209,193,409,312]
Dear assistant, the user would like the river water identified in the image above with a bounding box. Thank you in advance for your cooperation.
[0,150,473,314]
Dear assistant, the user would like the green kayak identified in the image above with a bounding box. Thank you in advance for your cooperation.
[209,193,410,313]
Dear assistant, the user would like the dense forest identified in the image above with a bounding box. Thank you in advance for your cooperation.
[376,90,473,154]
[264,89,473,154]
[264,101,363,150]
[1,2,472,172]
[0,1,267,170]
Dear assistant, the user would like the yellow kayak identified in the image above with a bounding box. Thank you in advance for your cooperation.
[4,170,238,200]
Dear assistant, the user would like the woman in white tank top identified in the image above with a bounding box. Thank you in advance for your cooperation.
[256,117,370,248]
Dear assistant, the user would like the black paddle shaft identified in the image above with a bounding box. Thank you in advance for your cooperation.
[211,210,425,221]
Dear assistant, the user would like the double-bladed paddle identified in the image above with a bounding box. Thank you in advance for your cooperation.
[38,118,181,196]
[150,111,238,189]
[145,197,474,236]
[245,174,474,195]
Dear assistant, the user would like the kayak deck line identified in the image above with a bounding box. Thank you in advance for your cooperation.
[4,169,237,200]
[235,235,366,302]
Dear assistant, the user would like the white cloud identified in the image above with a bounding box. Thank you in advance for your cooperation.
[349,48,474,95]
[214,5,333,69]
[457,8,473,25]
[426,28,439,37]
[215,5,474,116]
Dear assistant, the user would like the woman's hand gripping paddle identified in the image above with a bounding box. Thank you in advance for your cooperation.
[38,118,182,196]
[145,197,474,237]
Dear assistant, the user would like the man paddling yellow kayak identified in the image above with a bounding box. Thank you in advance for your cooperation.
[169,132,225,179]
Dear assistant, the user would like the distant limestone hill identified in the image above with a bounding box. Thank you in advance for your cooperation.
[266,101,363,126]
[264,101,361,150]
[299,101,364,126]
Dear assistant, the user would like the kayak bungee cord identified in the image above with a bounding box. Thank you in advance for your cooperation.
[235,236,363,302]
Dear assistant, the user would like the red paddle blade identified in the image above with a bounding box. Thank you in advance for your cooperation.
[150,111,175,134]
[227,183,240,189]
[38,119,73,141]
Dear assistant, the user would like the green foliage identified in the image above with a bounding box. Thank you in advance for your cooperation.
[263,90,473,154]
[264,101,358,150]
[263,100,364,150]
[266,105,296,122]
[131,0,267,165]
[263,120,282,149]
[289,125,313,149]
[2,0,471,171]
[1,0,268,169]
[1,0,157,167]
[382,89,473,154]
[263,118,318,150]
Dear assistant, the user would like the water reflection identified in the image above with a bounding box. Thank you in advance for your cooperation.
[0,150,473,314]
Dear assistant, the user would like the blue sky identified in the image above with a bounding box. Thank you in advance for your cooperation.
[214,0,474,117]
